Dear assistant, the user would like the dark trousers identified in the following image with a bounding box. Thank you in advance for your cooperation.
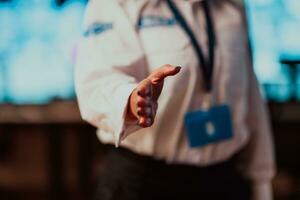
[95,145,251,200]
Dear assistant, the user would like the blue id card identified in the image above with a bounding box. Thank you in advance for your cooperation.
[184,104,233,148]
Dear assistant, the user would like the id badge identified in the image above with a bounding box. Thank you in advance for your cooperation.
[184,104,233,148]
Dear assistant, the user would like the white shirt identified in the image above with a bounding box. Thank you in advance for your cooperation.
[75,0,276,199]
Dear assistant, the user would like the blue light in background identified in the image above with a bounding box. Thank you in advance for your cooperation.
[246,0,300,102]
[1,0,300,104]
[0,0,85,104]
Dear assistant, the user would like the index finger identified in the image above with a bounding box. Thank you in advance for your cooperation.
[149,65,181,84]
[137,79,152,97]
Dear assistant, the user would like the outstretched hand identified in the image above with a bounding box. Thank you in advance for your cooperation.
[128,64,181,127]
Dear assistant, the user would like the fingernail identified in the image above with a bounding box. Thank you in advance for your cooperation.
[175,66,181,71]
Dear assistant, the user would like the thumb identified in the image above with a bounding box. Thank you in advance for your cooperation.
[149,64,181,84]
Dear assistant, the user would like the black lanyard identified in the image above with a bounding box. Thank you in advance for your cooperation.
[166,0,216,92]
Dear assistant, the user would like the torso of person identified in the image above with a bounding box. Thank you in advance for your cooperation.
[78,0,266,167]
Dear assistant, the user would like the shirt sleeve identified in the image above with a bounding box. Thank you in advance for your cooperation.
[74,0,143,147]
[241,63,276,200]
[237,4,276,200]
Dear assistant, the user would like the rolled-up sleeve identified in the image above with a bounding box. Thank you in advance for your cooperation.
[74,0,142,147]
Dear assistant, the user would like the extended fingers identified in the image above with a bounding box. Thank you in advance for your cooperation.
[134,76,163,128]
[137,79,152,97]
[137,106,152,117]
[137,95,152,107]
[136,96,155,127]
[139,117,153,128]
[150,65,181,84]
[135,89,158,127]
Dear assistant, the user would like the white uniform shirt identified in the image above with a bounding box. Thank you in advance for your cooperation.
[75,0,276,199]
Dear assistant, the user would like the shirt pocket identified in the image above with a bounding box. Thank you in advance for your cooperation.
[139,25,190,54]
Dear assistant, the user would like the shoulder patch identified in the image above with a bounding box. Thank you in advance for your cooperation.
[83,22,113,37]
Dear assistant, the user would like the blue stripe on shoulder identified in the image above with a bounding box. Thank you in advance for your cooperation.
[137,16,176,29]
[83,22,113,37]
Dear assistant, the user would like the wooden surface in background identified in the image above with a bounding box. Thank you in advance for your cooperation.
[1,101,300,124]
[0,100,300,200]
[0,101,82,124]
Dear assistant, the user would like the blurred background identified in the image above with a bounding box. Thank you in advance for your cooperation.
[0,0,299,199]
